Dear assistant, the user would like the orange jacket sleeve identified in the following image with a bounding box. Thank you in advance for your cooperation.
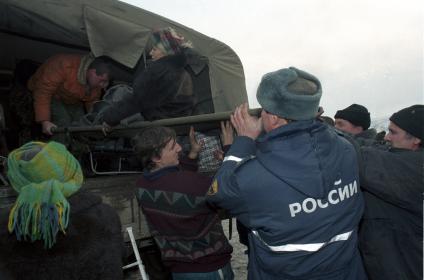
[28,55,74,122]
[28,54,84,122]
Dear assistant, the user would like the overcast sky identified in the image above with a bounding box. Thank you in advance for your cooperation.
[123,0,423,120]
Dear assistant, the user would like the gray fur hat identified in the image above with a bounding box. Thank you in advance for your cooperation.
[256,67,322,120]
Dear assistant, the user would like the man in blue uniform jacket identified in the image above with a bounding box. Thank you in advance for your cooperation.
[207,67,367,280]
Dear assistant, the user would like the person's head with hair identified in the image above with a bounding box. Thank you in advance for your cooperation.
[132,126,181,171]
[7,141,83,248]
[334,104,371,135]
[320,115,335,126]
[149,27,193,61]
[256,67,322,132]
[385,104,424,150]
[86,55,113,90]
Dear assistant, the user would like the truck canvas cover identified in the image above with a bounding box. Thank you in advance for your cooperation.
[0,0,249,241]
[0,0,247,112]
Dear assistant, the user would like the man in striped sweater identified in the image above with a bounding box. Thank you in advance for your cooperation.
[133,126,234,280]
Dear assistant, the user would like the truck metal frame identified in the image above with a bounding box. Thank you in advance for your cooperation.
[0,0,250,242]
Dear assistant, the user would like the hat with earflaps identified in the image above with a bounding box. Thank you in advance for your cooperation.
[256,67,322,120]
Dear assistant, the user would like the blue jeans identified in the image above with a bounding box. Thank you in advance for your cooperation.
[172,262,234,280]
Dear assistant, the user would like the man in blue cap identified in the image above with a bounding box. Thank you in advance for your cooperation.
[207,67,366,279]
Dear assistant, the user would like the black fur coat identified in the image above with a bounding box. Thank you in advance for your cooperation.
[102,53,194,125]
[0,191,124,280]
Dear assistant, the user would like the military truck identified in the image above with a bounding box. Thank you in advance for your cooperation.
[0,0,250,243]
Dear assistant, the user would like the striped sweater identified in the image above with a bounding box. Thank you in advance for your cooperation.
[136,157,233,273]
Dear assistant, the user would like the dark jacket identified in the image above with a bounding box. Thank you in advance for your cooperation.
[207,120,366,280]
[358,145,423,280]
[102,53,194,125]
[0,191,124,280]
[136,157,233,273]
[334,128,378,147]
[353,128,378,146]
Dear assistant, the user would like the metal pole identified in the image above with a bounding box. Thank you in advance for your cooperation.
[124,227,149,280]
[52,108,262,135]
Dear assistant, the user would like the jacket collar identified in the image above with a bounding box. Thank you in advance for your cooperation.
[143,165,179,181]
[389,146,423,153]
[257,119,321,144]
[355,128,377,140]
[77,53,95,85]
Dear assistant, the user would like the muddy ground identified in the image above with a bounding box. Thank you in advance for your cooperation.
[224,219,249,279]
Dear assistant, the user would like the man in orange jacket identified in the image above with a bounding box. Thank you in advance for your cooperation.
[28,53,112,136]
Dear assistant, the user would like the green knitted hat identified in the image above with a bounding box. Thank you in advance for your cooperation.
[7,141,83,248]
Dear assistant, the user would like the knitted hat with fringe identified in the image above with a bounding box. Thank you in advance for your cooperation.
[7,141,83,249]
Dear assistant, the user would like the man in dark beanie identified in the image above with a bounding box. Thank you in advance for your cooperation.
[334,104,377,139]
[335,104,378,145]
[334,104,372,135]
[356,104,423,280]
[385,104,423,150]
[207,67,366,279]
